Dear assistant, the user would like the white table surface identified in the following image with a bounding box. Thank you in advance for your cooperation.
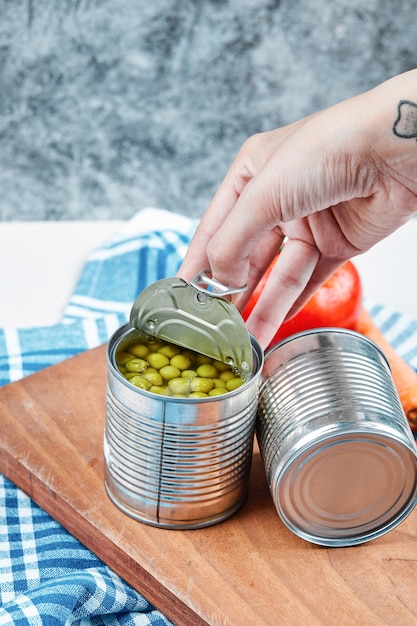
[0,218,416,328]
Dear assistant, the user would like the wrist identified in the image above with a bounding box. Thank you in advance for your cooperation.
[363,70,417,195]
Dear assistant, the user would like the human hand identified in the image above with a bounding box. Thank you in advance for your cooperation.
[179,70,417,348]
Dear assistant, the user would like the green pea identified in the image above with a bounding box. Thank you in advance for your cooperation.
[125,373,140,382]
[159,344,181,358]
[171,354,192,371]
[147,352,170,370]
[190,377,214,393]
[212,360,230,372]
[131,376,151,390]
[190,391,208,398]
[196,353,213,365]
[128,343,150,358]
[212,378,226,388]
[181,369,198,379]
[125,358,148,373]
[149,385,166,395]
[125,371,141,380]
[116,351,135,365]
[226,377,244,391]
[143,371,163,386]
[160,365,181,381]
[147,340,165,352]
[196,364,218,379]
[219,370,236,382]
[208,387,228,396]
[168,377,189,395]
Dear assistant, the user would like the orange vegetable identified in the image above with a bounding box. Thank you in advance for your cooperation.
[355,307,417,431]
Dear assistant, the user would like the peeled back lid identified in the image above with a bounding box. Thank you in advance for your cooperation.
[129,272,253,376]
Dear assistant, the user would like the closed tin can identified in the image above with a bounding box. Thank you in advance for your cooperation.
[257,328,417,546]
[104,324,264,529]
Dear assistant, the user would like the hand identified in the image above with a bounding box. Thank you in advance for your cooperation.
[179,70,417,348]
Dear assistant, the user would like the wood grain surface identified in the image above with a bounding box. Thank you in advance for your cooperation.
[1,344,417,625]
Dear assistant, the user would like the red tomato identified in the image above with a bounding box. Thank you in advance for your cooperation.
[242,259,363,348]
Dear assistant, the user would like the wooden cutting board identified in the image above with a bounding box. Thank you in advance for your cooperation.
[2,344,417,625]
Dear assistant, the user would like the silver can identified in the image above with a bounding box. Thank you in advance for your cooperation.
[257,328,417,546]
[104,324,264,529]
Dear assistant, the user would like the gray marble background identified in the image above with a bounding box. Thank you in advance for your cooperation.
[1,0,417,221]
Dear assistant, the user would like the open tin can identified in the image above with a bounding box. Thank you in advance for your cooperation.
[257,328,417,546]
[104,274,264,529]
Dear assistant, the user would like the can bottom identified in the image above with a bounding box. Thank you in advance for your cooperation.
[273,430,417,547]
[104,480,247,530]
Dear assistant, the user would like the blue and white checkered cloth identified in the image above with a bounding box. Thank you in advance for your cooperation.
[1,207,417,625]
[0,209,197,626]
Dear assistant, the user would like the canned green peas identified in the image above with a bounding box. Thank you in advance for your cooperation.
[116,337,244,398]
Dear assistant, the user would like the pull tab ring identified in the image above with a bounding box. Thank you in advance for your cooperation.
[190,269,247,298]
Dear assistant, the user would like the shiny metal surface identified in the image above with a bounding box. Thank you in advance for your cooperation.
[257,328,417,546]
[190,268,247,297]
[104,324,263,529]
[129,276,253,375]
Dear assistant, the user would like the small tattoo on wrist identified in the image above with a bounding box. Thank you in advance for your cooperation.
[393,100,417,139]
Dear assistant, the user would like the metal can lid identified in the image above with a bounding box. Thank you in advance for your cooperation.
[129,275,253,375]
[273,429,417,546]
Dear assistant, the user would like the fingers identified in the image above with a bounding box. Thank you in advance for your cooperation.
[178,184,238,283]
[231,226,286,311]
[282,256,346,320]
[203,119,330,290]
[178,128,296,285]
[205,165,285,289]
[244,238,321,349]
[178,134,267,283]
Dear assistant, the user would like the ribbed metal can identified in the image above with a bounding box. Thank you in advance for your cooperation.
[257,328,417,547]
[104,324,264,529]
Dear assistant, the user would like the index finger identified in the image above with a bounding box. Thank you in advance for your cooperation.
[179,132,278,283]
[205,164,283,289]
[178,181,239,282]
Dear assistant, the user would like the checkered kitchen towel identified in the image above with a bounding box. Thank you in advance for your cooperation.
[0,209,197,626]
[1,208,417,625]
